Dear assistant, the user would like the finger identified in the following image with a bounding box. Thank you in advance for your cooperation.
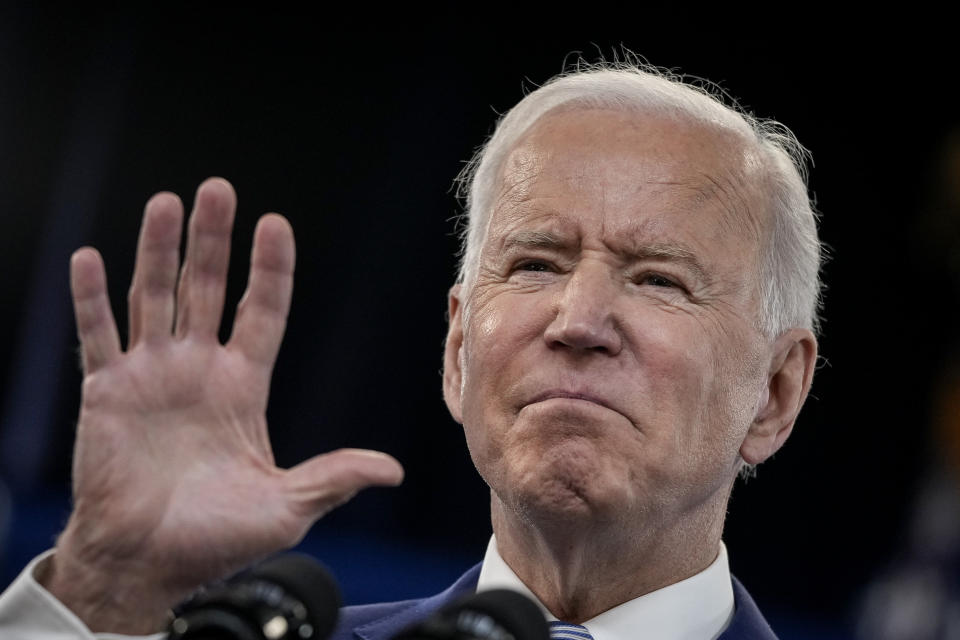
[228,214,295,365]
[71,248,122,373]
[127,193,184,346]
[284,449,404,520]
[175,178,236,339]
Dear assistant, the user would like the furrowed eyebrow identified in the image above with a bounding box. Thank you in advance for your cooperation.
[501,230,572,253]
[630,243,710,283]
[498,231,710,284]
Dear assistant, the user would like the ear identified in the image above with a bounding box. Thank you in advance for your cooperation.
[442,285,465,424]
[740,328,818,465]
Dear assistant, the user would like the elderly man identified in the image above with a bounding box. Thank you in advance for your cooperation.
[0,63,819,639]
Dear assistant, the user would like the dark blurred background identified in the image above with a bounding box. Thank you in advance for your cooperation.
[1,7,958,639]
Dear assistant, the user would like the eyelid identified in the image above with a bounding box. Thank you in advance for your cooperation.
[506,248,564,270]
[649,275,681,288]
[631,269,689,292]
[513,258,558,273]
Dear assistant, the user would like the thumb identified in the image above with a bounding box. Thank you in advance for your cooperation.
[284,448,404,520]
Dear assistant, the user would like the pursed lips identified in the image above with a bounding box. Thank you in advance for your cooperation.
[525,390,615,411]
[519,388,640,434]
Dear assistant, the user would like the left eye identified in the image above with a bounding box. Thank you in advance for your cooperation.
[640,274,678,288]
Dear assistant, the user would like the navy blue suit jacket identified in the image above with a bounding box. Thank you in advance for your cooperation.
[331,563,778,640]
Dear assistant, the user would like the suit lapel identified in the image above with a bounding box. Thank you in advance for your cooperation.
[353,564,482,640]
[349,566,777,640]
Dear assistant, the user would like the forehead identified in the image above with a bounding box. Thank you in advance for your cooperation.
[489,107,767,247]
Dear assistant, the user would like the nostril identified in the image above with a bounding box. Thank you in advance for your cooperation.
[544,317,621,354]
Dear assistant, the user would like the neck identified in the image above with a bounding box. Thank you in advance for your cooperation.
[489,492,728,623]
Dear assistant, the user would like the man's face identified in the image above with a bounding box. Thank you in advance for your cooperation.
[444,108,777,532]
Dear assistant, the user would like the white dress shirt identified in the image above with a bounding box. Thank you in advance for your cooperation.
[478,536,735,640]
[0,551,164,640]
[0,539,734,640]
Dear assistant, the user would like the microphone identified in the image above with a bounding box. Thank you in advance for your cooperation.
[393,589,549,640]
[168,553,341,640]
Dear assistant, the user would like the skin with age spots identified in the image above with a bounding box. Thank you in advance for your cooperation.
[443,108,816,622]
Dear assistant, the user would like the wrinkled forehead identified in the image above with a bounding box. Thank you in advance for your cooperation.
[491,106,770,240]
[474,107,773,318]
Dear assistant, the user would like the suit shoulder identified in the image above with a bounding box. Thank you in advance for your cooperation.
[329,563,483,640]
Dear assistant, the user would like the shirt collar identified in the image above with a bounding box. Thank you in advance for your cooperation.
[476,536,734,640]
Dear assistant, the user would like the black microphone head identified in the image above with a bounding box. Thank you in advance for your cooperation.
[169,553,341,640]
[395,588,549,640]
[446,589,548,640]
[249,553,342,639]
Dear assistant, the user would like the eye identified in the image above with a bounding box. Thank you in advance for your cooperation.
[638,273,679,288]
[634,272,686,291]
[515,260,553,273]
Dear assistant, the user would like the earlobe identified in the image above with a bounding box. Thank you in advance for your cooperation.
[442,285,465,424]
[740,329,818,465]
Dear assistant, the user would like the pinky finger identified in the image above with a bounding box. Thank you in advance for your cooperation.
[70,248,122,373]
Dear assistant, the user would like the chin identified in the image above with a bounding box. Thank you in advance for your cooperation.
[501,453,626,528]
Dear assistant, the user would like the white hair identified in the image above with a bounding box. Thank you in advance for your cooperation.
[454,62,822,337]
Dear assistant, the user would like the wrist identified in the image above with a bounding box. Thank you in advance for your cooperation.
[40,527,178,635]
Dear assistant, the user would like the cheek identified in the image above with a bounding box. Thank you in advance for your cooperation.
[461,294,547,397]
[637,320,714,418]
[689,326,766,468]
[631,315,751,476]
[458,295,549,463]
[708,319,767,413]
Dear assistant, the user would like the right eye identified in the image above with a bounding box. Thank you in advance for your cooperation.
[516,260,552,272]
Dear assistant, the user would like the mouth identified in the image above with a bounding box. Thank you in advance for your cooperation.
[525,390,613,411]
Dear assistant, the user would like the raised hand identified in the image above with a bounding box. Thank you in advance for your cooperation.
[41,178,404,634]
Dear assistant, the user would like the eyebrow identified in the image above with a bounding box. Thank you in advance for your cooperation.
[501,231,710,284]
[501,230,572,252]
[630,243,710,284]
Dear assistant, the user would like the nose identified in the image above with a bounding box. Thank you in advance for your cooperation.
[543,263,623,355]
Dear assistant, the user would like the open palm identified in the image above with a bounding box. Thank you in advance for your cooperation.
[45,179,403,633]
